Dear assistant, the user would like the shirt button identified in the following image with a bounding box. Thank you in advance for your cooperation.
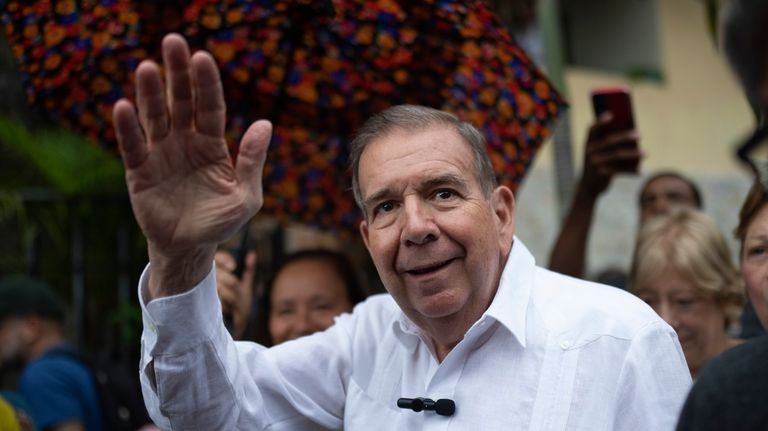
[560,341,570,349]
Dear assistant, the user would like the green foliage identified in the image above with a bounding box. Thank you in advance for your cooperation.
[624,66,665,83]
[110,302,144,346]
[0,116,125,195]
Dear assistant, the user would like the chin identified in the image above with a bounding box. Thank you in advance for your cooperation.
[413,291,466,319]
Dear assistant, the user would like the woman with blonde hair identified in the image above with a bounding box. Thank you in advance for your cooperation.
[630,207,744,378]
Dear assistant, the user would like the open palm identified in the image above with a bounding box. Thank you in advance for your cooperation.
[113,34,271,295]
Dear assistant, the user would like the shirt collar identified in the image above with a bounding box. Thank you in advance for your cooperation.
[483,237,534,348]
[392,236,535,350]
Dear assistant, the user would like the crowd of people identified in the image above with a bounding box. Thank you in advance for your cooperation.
[2,0,768,429]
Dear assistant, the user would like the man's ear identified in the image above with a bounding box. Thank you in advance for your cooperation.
[492,186,516,250]
[360,220,371,251]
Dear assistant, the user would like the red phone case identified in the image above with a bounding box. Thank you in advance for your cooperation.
[591,87,635,132]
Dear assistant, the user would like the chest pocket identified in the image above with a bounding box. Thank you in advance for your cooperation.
[344,379,414,430]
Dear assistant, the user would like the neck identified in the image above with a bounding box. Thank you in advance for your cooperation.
[432,338,461,363]
[426,253,510,363]
[689,334,743,379]
[25,326,64,362]
[425,283,501,363]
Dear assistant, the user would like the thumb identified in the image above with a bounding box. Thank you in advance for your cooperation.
[215,250,236,271]
[236,120,273,210]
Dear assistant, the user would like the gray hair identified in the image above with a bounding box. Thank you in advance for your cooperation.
[349,105,497,213]
[721,0,768,108]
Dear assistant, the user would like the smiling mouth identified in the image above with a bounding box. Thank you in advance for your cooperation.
[406,258,455,275]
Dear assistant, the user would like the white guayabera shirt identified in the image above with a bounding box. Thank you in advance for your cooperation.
[139,239,691,430]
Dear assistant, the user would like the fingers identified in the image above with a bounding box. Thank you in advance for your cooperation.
[215,250,236,271]
[590,147,643,175]
[113,99,148,170]
[135,33,224,142]
[236,120,273,209]
[216,265,238,314]
[587,130,640,154]
[585,113,613,146]
[191,50,226,138]
[136,60,169,141]
[162,34,195,131]
[215,250,256,321]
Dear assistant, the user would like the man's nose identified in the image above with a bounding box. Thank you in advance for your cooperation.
[401,199,439,246]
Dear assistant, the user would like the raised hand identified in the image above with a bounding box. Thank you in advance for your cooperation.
[548,114,641,277]
[579,113,643,196]
[113,34,272,300]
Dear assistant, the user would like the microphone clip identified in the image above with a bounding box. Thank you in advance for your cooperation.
[397,397,456,417]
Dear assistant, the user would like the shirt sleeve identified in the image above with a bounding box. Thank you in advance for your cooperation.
[138,263,352,430]
[612,321,692,431]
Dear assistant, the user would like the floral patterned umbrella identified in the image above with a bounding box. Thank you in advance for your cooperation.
[2,0,566,235]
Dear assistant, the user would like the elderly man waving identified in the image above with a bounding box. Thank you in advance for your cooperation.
[116,34,691,430]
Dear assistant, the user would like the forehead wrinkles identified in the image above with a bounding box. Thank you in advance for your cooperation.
[361,159,472,212]
[359,131,474,196]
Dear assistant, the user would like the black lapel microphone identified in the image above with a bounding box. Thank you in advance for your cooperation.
[397,397,456,417]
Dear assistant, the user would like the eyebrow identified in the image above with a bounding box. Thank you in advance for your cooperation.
[745,232,768,242]
[420,173,470,193]
[362,173,470,211]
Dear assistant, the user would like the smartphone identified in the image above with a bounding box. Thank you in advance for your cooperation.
[591,86,635,133]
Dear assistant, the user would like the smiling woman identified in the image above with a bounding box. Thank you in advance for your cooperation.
[630,208,745,378]
[253,249,369,346]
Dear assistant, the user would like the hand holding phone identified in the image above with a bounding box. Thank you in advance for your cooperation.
[579,87,642,194]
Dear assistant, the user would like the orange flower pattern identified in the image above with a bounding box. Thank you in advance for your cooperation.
[2,0,566,236]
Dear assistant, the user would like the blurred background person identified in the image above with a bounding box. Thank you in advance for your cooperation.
[630,208,744,378]
[0,393,33,431]
[0,276,101,431]
[638,172,703,223]
[215,249,258,340]
[0,392,33,431]
[216,248,369,346]
[256,249,368,346]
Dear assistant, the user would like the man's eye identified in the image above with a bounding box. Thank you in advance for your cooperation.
[376,201,395,214]
[435,189,454,200]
